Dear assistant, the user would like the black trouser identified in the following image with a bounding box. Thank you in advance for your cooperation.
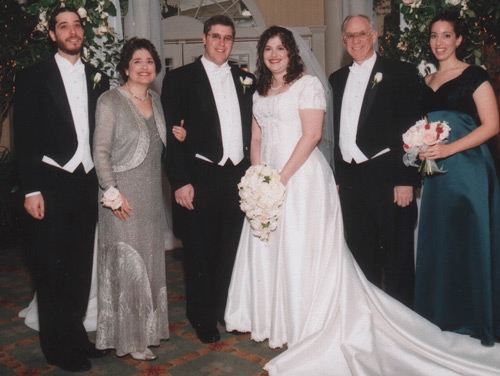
[338,156,417,308]
[32,164,97,363]
[179,159,248,327]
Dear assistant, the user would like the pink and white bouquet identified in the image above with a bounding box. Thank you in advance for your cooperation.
[101,186,123,211]
[238,164,286,244]
[402,119,451,175]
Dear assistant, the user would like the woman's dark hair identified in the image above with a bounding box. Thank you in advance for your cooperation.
[429,11,466,60]
[117,37,162,81]
[256,26,304,95]
[429,11,465,39]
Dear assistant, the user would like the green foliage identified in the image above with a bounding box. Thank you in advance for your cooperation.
[0,0,38,124]
[379,0,500,74]
[23,0,122,74]
[0,0,123,125]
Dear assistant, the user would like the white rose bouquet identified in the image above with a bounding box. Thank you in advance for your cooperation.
[238,164,286,244]
[101,186,123,211]
[402,119,451,175]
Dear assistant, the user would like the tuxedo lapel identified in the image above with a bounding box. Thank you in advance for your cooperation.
[358,55,384,132]
[192,59,222,143]
[84,63,100,134]
[333,66,350,134]
[45,57,74,130]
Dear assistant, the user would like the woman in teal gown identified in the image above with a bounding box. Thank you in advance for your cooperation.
[415,12,500,346]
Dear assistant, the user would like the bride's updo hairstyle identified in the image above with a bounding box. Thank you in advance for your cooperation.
[429,11,466,59]
[256,26,304,95]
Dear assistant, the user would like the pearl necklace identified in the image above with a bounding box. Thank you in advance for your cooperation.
[126,82,149,102]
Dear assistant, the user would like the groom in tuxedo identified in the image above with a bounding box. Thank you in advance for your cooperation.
[329,14,421,307]
[161,15,255,343]
[14,8,109,371]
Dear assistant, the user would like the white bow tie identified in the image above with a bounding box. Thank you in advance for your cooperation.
[213,64,231,76]
[349,64,368,75]
[67,63,85,75]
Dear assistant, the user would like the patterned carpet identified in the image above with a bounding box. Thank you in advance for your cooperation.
[0,247,285,376]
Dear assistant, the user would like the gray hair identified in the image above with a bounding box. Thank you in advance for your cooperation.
[341,14,375,35]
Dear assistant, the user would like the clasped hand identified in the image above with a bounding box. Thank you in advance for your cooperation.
[419,144,451,161]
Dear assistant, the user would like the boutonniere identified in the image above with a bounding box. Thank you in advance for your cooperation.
[371,72,383,88]
[240,76,253,94]
[92,72,102,90]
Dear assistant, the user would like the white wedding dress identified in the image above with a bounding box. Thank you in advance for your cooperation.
[224,75,500,375]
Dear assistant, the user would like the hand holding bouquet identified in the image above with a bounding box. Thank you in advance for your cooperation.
[402,119,451,175]
[238,164,286,244]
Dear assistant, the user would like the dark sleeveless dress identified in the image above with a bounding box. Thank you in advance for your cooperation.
[415,66,500,346]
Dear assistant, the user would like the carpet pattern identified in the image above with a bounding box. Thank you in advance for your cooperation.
[0,248,285,375]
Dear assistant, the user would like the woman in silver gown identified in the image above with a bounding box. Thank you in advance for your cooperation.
[93,38,185,360]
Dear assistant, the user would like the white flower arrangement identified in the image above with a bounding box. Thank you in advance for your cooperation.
[238,164,286,244]
[240,76,253,94]
[371,72,383,88]
[101,186,123,211]
[403,119,451,175]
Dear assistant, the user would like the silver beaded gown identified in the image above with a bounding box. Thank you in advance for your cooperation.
[96,111,169,356]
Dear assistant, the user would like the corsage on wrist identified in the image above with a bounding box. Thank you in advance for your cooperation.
[101,186,123,211]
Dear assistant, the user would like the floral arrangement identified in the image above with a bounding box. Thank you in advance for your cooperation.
[101,186,123,211]
[1,0,124,125]
[238,164,286,244]
[403,119,451,175]
[25,0,122,78]
[378,0,500,75]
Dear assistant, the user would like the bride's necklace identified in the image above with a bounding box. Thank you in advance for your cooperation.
[270,78,284,90]
[126,82,149,102]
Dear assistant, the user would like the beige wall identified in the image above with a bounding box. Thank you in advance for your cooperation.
[253,0,324,27]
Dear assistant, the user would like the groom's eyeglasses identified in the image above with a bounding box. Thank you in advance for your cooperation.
[343,31,373,41]
[208,33,234,43]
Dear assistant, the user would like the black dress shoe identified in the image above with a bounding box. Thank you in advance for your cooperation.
[194,324,220,343]
[83,342,111,358]
[49,356,91,373]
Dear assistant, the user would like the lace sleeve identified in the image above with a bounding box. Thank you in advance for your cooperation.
[297,75,326,111]
[93,90,118,191]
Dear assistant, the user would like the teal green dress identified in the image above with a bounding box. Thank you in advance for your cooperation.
[415,66,500,346]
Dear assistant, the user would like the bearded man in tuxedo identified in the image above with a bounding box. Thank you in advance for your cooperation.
[14,8,109,372]
[329,14,421,308]
[161,15,255,343]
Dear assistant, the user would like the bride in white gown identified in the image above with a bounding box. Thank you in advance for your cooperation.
[224,26,500,375]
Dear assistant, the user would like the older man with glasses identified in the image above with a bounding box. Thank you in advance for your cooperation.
[329,14,422,308]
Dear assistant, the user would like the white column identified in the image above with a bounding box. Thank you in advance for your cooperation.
[324,0,346,75]
[124,0,165,92]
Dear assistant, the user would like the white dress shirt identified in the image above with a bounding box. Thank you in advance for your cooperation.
[27,54,93,198]
[200,56,243,166]
[43,53,93,173]
[339,53,389,164]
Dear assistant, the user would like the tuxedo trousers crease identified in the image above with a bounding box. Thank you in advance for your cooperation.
[338,157,416,307]
[34,164,97,362]
[181,159,248,327]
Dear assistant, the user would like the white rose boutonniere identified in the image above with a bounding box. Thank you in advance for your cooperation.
[371,72,383,88]
[240,76,253,94]
[101,186,123,211]
[92,72,102,89]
